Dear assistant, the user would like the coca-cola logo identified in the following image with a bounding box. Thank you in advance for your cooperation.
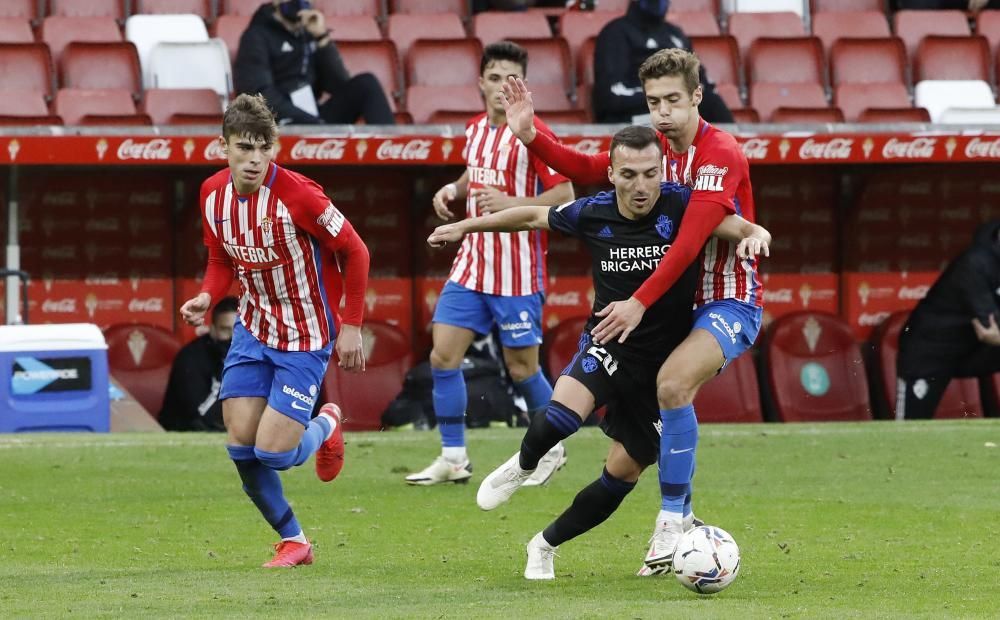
[898,285,929,300]
[84,274,121,285]
[129,245,164,259]
[42,298,77,313]
[363,214,399,228]
[764,288,793,303]
[204,140,227,160]
[859,311,891,327]
[375,139,432,161]
[964,137,1000,159]
[798,138,853,160]
[42,245,76,260]
[290,139,347,160]
[882,137,936,159]
[117,138,172,160]
[571,139,603,155]
[128,297,164,312]
[741,138,770,160]
[42,192,76,206]
[128,191,163,206]
[85,217,120,232]
[547,292,582,306]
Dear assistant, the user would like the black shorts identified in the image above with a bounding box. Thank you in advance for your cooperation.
[561,332,661,467]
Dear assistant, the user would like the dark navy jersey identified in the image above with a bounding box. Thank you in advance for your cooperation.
[548,181,698,363]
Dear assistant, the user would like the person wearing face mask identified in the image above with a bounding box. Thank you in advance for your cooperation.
[233,0,395,125]
[592,0,733,124]
[159,296,239,431]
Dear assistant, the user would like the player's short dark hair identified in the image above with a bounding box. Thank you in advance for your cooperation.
[222,93,278,145]
[638,48,701,95]
[609,125,663,164]
[481,41,528,76]
[211,296,238,323]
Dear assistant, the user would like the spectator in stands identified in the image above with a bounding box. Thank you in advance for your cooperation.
[896,220,1000,420]
[234,1,395,125]
[593,0,734,124]
[159,297,239,431]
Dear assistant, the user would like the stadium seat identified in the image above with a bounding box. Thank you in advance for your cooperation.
[732,0,806,16]
[893,9,970,57]
[811,11,891,52]
[133,0,212,18]
[142,88,221,124]
[856,106,929,123]
[914,80,996,123]
[871,311,983,419]
[104,323,182,419]
[391,0,471,17]
[977,10,1000,57]
[728,12,806,57]
[54,88,143,125]
[559,10,617,61]
[148,40,232,99]
[537,109,590,123]
[761,311,874,422]
[221,0,262,15]
[937,107,1000,124]
[0,91,61,125]
[747,37,825,87]
[41,16,122,64]
[337,40,403,112]
[0,18,33,43]
[830,37,907,87]
[321,321,413,432]
[59,42,141,96]
[330,16,382,42]
[312,0,382,16]
[386,13,465,61]
[0,43,55,97]
[210,14,249,64]
[575,36,596,116]
[511,38,574,111]
[715,83,744,108]
[405,38,482,123]
[810,0,883,11]
[750,83,827,121]
[693,353,764,423]
[427,109,484,124]
[48,0,124,19]
[668,12,721,36]
[730,106,760,122]
[124,14,210,87]
[835,82,911,122]
[670,0,721,13]
[915,36,991,83]
[0,0,36,20]
[473,11,551,45]
[543,316,589,380]
[771,106,844,122]
[690,36,741,93]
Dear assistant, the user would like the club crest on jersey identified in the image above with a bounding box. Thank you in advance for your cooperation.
[655,215,673,240]
[693,164,728,192]
[224,243,283,268]
[581,356,599,374]
[259,215,273,236]
[317,204,345,237]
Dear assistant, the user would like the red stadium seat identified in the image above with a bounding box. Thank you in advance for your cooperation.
[731,106,761,122]
[915,35,991,83]
[575,36,596,115]
[54,88,140,125]
[771,106,845,122]
[893,9,970,57]
[538,109,589,123]
[210,14,249,64]
[338,40,403,112]
[835,82,911,122]
[428,109,484,124]
[715,83,744,108]
[0,43,55,97]
[0,114,62,125]
[977,10,1000,57]
[330,15,383,42]
[312,0,382,16]
[872,311,983,419]
[105,323,182,419]
[40,16,121,64]
[474,11,551,45]
[810,0,883,11]
[830,37,906,87]
[387,12,465,61]
[750,83,827,121]
[693,353,764,423]
[727,12,805,57]
[761,311,874,422]
[391,0,471,17]
[0,18,33,42]
[690,35,741,92]
[0,0,36,20]
[811,11,890,51]
[670,0,721,13]
[133,0,212,18]
[221,0,262,15]
[142,88,220,124]
[512,38,574,111]
[405,38,482,122]
[856,106,929,123]
[59,42,141,96]
[0,91,61,125]
[543,316,589,380]
[747,37,824,86]
[559,10,617,61]
[321,321,413,432]
[48,0,125,19]
[668,12,720,36]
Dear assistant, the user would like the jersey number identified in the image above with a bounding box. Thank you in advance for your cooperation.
[586,345,619,376]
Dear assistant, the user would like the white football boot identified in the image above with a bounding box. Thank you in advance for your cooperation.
[524,532,558,580]
[404,456,472,485]
[522,442,568,487]
[636,513,702,576]
[477,452,533,510]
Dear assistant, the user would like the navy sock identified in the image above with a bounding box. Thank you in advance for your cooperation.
[227,445,301,539]
[543,468,636,547]
[519,400,581,470]
[432,368,467,448]
[659,404,698,513]
[515,369,553,415]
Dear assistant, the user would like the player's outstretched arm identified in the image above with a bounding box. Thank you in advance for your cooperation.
[712,214,771,259]
[428,205,551,247]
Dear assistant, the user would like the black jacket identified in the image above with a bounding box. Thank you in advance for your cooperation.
[899,220,1000,375]
[234,3,351,124]
[158,335,228,432]
[592,2,733,124]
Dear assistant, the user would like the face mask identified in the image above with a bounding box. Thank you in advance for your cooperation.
[278,0,311,23]
[638,0,670,19]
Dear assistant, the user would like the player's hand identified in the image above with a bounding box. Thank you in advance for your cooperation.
[472,186,516,214]
[501,76,538,145]
[433,184,457,220]
[972,313,1000,346]
[427,223,466,248]
[591,296,646,345]
[737,235,770,260]
[336,324,366,373]
[300,9,327,38]
[179,292,212,327]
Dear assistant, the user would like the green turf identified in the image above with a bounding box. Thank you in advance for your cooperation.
[1,421,998,619]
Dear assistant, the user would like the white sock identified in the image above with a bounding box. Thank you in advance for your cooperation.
[318,411,338,441]
[442,446,467,463]
[282,531,308,544]
[657,510,683,527]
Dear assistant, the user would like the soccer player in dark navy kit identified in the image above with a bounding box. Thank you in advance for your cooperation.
[428,126,770,579]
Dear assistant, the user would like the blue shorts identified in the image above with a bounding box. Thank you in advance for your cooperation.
[692,299,762,368]
[219,322,333,426]
[432,280,544,348]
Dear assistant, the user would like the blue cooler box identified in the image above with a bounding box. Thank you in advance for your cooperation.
[0,323,110,432]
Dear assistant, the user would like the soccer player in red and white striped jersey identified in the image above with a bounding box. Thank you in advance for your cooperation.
[179,94,369,568]
[404,42,575,486]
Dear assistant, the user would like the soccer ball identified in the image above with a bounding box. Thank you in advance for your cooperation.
[672,525,741,594]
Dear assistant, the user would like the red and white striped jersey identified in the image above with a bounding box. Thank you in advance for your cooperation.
[199,162,368,352]
[662,119,763,308]
[448,114,569,296]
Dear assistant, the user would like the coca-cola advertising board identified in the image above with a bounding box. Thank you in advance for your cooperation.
[842,271,939,339]
[760,273,839,327]
[543,276,593,330]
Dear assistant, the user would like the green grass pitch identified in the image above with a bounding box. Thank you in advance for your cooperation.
[1,421,998,619]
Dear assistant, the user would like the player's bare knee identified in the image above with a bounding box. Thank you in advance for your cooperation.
[656,375,697,409]
[429,347,462,370]
[505,359,536,383]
